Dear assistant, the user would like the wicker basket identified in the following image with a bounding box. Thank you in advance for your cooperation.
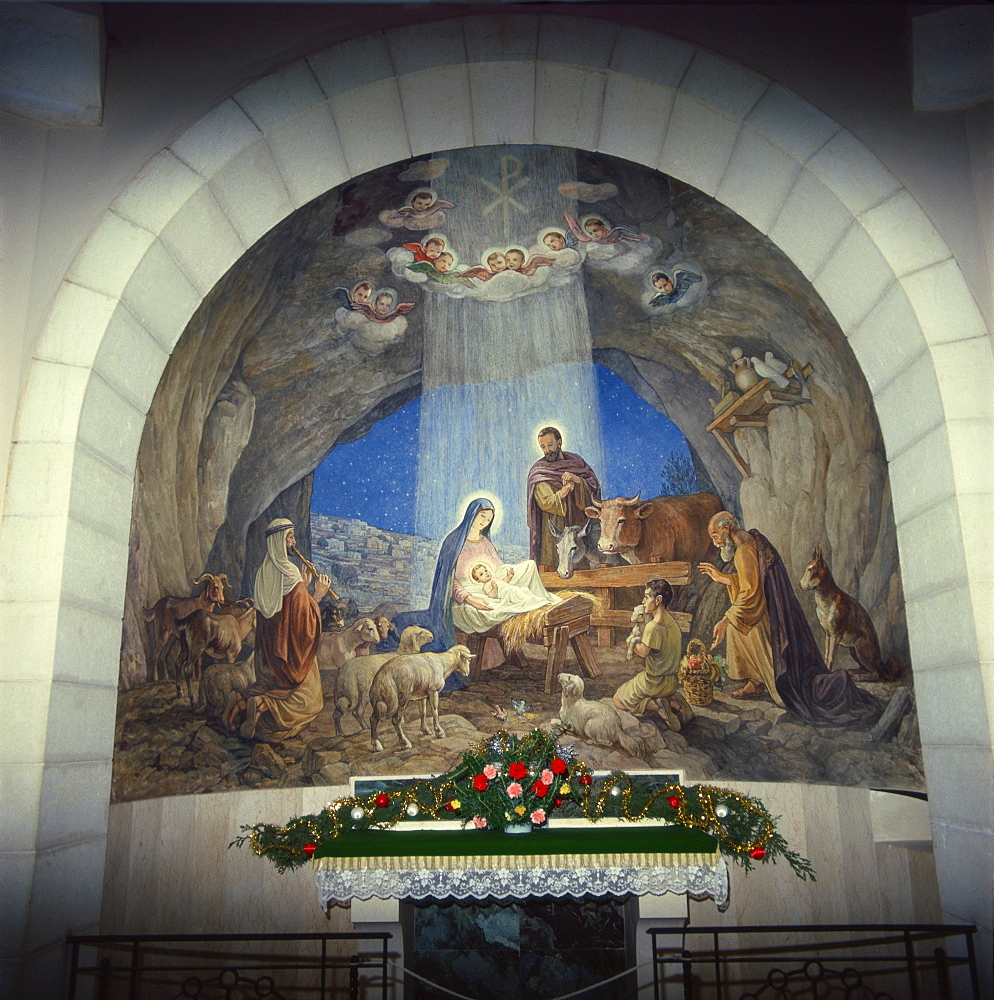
[678,638,722,706]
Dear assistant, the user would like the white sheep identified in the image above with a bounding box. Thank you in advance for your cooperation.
[554,672,646,759]
[333,625,434,735]
[369,644,474,752]
[196,656,256,719]
[317,617,380,672]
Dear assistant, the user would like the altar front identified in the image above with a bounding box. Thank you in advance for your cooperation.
[314,823,727,999]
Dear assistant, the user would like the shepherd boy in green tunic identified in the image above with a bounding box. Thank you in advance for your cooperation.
[612,579,693,731]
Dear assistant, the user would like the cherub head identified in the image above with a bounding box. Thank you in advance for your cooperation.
[543,230,566,252]
[410,191,433,213]
[423,236,445,260]
[435,252,455,273]
[352,281,373,304]
[374,290,395,315]
[486,251,506,272]
[505,249,526,271]
[469,562,493,584]
[584,217,610,240]
[651,271,674,295]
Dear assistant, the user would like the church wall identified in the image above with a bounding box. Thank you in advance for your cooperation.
[0,10,991,997]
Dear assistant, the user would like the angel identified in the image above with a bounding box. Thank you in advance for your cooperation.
[504,247,555,276]
[449,251,508,284]
[380,188,454,229]
[564,212,647,245]
[401,235,446,263]
[351,288,415,324]
[329,280,374,311]
[649,268,702,307]
[407,252,481,285]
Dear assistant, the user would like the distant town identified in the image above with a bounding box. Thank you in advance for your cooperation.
[310,512,527,612]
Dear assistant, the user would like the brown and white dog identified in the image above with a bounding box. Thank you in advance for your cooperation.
[799,547,899,681]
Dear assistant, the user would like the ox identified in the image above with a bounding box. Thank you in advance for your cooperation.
[584,492,724,565]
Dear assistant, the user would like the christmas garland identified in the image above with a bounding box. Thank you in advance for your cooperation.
[231,727,815,881]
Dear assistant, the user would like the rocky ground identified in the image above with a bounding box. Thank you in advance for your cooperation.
[112,642,923,803]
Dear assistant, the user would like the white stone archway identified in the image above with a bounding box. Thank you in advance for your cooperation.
[3,13,991,991]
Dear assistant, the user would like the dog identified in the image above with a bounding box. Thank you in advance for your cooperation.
[799,547,899,681]
[554,672,646,759]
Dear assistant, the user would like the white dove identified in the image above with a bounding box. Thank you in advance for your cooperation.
[750,352,790,388]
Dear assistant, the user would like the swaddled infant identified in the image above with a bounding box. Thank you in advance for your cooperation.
[465,562,553,613]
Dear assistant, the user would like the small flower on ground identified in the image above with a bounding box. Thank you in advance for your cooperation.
[551,757,567,775]
[472,816,487,829]
[450,799,461,810]
[554,798,563,807]
[559,783,570,795]
[530,809,546,825]
[483,764,498,780]
[514,805,526,816]
[540,768,554,785]
[508,761,528,780]
[473,774,489,791]
[507,782,523,799]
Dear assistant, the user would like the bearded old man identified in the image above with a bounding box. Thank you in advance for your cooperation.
[237,518,331,740]
[698,511,880,727]
[526,426,601,570]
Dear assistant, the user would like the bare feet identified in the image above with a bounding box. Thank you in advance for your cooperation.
[657,699,682,732]
[240,696,258,738]
[731,680,760,698]
[612,695,628,712]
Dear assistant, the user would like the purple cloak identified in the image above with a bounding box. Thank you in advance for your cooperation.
[526,451,601,563]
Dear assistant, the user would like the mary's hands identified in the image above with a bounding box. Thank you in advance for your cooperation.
[466,595,493,611]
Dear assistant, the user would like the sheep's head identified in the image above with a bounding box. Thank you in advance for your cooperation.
[450,643,474,675]
[373,616,393,640]
[357,618,379,643]
[558,672,583,698]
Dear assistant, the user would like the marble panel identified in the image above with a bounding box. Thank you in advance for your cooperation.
[894,494,967,601]
[33,281,117,370]
[233,59,326,133]
[463,14,538,63]
[608,27,694,86]
[35,760,112,850]
[904,583,978,672]
[120,239,202,352]
[0,680,52,763]
[658,92,739,196]
[209,140,294,249]
[0,852,35,942]
[859,190,952,279]
[112,149,204,236]
[912,665,992,749]
[968,575,994,664]
[745,83,839,162]
[0,601,58,683]
[65,211,157,304]
[886,423,956,524]
[598,72,673,168]
[898,257,989,345]
[42,681,118,765]
[714,127,800,235]
[396,65,474,157]
[0,513,69,604]
[806,128,901,216]
[0,763,43,851]
[923,751,994,831]
[929,335,994,423]
[679,48,768,121]
[328,79,411,178]
[76,375,145,476]
[59,515,129,619]
[386,20,467,76]
[68,446,134,543]
[534,63,606,151]
[954,492,994,588]
[847,283,928,394]
[536,15,617,69]
[308,35,394,98]
[157,185,246,297]
[169,99,261,181]
[3,441,74,519]
[266,104,350,208]
[52,601,122,688]
[469,62,535,147]
[946,419,994,495]
[93,302,169,413]
[812,222,895,332]
[767,171,853,279]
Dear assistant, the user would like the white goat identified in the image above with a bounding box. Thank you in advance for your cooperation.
[369,644,474,752]
[317,617,380,672]
[554,672,646,759]
[334,625,434,735]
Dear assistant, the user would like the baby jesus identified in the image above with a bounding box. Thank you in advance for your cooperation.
[465,562,555,615]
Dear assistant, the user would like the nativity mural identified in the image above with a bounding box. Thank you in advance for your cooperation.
[112,145,921,803]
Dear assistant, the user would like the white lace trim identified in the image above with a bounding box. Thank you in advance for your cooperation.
[316,860,728,906]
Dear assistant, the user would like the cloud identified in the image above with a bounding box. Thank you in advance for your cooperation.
[399,159,449,182]
[378,207,447,231]
[334,307,409,355]
[558,181,618,203]
[344,227,391,247]
[584,235,663,277]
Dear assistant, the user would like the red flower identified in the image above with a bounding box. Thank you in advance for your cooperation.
[579,773,592,787]
[302,842,317,857]
[667,795,680,809]
[554,798,563,808]
[750,847,766,860]
[532,781,548,798]
[508,762,528,780]
[444,799,455,812]
[473,774,489,791]
[374,793,390,808]
[551,758,567,775]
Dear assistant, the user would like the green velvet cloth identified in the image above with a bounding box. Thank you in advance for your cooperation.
[314,824,717,860]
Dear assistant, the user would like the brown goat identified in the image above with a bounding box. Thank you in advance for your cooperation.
[143,573,228,682]
[175,606,257,705]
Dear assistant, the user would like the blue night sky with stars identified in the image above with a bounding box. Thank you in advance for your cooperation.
[311,364,695,536]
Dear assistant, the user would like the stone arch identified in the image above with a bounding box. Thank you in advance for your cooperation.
[4,13,991,948]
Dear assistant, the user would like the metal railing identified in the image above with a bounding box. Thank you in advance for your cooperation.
[66,932,392,1000]
[648,924,981,1000]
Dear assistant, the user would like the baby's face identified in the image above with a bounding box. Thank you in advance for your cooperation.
[411,195,432,212]
[505,250,525,270]
[375,295,393,314]
[585,220,609,240]
[424,241,444,259]
[436,254,453,273]
[653,275,674,294]
[472,566,493,583]
[487,254,506,272]
[353,286,372,303]
[543,232,565,252]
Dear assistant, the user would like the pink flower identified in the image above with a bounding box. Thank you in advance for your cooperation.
[507,782,523,799]
[530,809,546,825]
[540,768,554,785]
[483,764,498,780]
[472,816,488,829]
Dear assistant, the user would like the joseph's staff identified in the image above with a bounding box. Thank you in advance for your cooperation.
[290,544,340,601]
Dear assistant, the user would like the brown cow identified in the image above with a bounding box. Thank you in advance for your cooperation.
[585,492,724,565]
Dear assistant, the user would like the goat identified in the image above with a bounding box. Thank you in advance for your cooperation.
[175,606,256,706]
[369,644,474,752]
[334,626,433,735]
[554,672,646,759]
[317,617,380,672]
[142,573,228,682]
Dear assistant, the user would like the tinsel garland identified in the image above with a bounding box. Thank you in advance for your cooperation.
[230,728,815,881]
